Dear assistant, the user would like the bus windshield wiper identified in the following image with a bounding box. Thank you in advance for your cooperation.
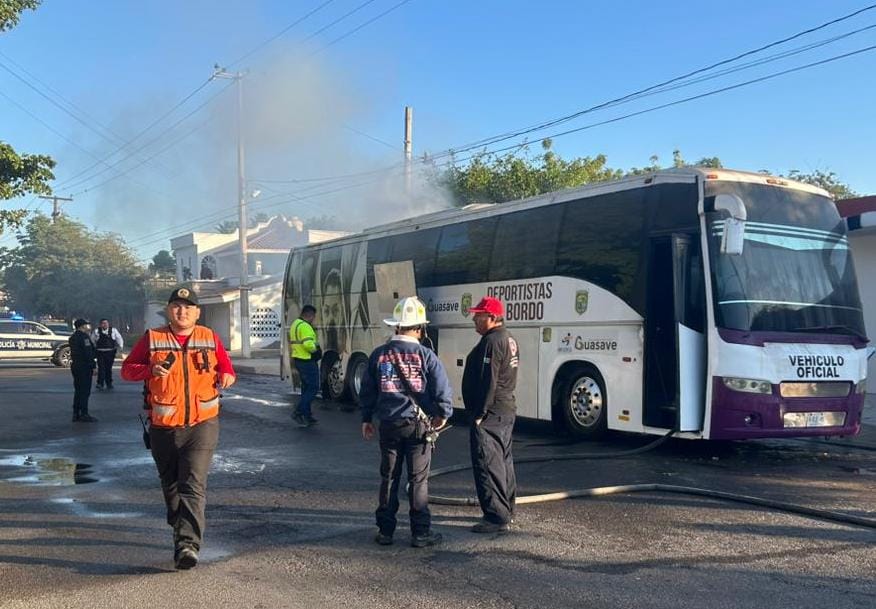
[791,325,868,341]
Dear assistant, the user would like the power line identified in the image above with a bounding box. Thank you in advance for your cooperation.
[126,176,383,250]
[437,4,876,158]
[225,0,338,68]
[343,123,400,150]
[430,42,876,172]
[248,10,876,192]
[313,0,415,54]
[51,78,215,190]
[64,83,233,194]
[0,89,195,205]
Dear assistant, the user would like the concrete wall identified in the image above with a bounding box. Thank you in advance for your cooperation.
[850,230,876,387]
[249,282,282,350]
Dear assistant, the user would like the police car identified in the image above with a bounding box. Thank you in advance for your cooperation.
[0,320,71,367]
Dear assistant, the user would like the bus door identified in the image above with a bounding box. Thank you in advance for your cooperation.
[643,234,706,432]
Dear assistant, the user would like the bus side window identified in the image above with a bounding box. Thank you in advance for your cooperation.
[434,218,498,286]
[390,227,441,288]
[489,206,561,281]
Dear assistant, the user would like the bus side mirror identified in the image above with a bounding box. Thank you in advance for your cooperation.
[715,193,747,256]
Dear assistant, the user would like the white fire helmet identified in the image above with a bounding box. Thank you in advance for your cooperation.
[383,296,430,327]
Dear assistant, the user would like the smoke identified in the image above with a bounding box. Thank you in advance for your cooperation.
[84,49,455,257]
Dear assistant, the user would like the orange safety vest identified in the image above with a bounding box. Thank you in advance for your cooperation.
[145,326,220,428]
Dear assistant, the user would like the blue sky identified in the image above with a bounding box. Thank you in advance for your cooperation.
[1,1,874,260]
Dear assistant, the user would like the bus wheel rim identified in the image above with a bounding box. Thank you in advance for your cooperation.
[569,376,603,428]
[329,360,344,397]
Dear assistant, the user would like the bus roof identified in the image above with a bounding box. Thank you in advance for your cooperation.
[301,167,832,250]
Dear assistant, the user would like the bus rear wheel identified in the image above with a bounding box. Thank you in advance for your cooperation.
[555,365,607,439]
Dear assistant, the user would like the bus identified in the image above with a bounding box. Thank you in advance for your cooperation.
[281,168,869,440]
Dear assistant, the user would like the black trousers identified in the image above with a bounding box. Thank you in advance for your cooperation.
[96,350,116,387]
[71,366,93,416]
[376,418,433,536]
[150,417,220,552]
[470,412,517,525]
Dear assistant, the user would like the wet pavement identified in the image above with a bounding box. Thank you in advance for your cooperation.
[0,362,875,608]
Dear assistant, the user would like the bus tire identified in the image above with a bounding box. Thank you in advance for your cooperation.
[554,364,607,439]
[346,353,369,406]
[321,352,348,402]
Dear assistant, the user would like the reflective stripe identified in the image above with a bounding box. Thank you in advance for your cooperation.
[153,405,176,417]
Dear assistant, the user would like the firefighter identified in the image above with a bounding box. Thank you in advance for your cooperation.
[121,287,236,570]
[462,296,519,533]
[92,318,123,390]
[360,296,453,547]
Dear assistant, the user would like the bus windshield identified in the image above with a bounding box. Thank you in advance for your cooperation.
[705,181,866,338]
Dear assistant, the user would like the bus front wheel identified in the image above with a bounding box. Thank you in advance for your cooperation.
[321,353,347,402]
[554,365,607,439]
[346,354,369,406]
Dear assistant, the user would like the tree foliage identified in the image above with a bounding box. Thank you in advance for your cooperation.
[2,215,145,326]
[215,220,237,234]
[1,138,55,236]
[431,144,860,207]
[1,1,54,234]
[0,0,39,32]
[783,168,859,200]
[431,139,624,206]
[148,249,176,278]
[214,212,272,234]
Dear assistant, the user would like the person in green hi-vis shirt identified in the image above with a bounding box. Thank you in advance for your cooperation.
[289,305,321,427]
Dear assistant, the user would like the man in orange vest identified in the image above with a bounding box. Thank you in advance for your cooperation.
[121,286,236,570]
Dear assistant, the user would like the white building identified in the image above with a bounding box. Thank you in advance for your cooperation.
[151,216,347,354]
[838,196,876,387]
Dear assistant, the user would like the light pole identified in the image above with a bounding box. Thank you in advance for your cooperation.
[212,65,251,358]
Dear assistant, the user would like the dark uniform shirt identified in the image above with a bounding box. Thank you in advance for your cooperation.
[69,330,96,370]
[462,325,519,419]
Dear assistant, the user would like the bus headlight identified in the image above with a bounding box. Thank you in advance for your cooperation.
[722,377,772,394]
[856,378,867,394]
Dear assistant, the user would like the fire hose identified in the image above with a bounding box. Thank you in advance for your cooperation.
[426,429,876,530]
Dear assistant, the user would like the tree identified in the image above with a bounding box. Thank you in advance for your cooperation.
[1,1,54,234]
[783,168,858,200]
[214,213,272,234]
[2,214,145,326]
[432,139,623,206]
[215,220,237,234]
[0,0,39,32]
[148,249,176,278]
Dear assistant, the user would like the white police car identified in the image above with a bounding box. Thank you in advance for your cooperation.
[0,320,71,367]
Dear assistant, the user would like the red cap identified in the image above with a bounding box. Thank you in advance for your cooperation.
[469,296,504,317]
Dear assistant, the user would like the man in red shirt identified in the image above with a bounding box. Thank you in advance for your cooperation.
[122,286,235,570]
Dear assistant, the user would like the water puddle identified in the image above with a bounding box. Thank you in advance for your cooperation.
[0,455,99,485]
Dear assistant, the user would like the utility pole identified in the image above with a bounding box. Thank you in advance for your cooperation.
[212,65,251,358]
[39,195,73,223]
[404,106,413,195]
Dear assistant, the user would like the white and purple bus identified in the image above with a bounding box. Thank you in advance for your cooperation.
[282,168,869,440]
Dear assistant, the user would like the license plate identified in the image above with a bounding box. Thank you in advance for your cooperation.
[783,411,846,428]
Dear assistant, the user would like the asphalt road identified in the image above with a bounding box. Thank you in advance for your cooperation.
[1,362,875,609]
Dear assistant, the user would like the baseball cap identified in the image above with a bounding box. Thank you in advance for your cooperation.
[469,296,504,317]
[168,286,199,306]
[73,318,90,329]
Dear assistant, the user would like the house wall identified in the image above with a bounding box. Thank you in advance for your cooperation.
[249,281,282,350]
